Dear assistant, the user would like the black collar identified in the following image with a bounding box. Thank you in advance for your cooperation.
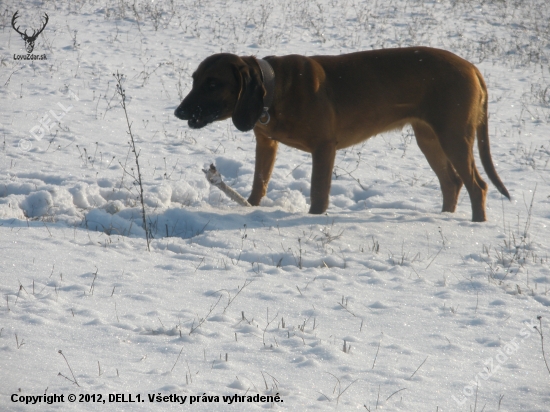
[256,58,275,124]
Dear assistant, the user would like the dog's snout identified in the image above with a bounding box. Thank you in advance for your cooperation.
[174,104,190,120]
[173,74,224,129]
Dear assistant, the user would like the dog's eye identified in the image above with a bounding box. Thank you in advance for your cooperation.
[207,81,218,91]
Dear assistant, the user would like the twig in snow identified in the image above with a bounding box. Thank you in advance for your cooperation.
[408,356,428,380]
[114,71,150,251]
[58,350,80,387]
[386,387,407,402]
[189,295,222,335]
[171,346,184,372]
[202,164,251,207]
[534,316,550,377]
[372,337,381,369]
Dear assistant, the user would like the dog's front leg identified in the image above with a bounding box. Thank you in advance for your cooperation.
[248,132,279,206]
[309,141,336,214]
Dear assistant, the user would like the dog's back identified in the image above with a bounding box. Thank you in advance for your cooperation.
[303,47,484,144]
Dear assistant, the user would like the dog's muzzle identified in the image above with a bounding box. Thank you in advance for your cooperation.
[174,104,220,129]
[174,105,190,121]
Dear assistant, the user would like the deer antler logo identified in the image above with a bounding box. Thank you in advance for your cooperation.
[11,11,49,54]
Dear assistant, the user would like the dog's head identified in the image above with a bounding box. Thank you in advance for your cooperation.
[174,54,265,132]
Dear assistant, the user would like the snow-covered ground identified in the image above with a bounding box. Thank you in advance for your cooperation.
[1,0,549,410]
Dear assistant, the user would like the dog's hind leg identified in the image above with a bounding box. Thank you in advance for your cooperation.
[435,124,488,222]
[412,122,463,214]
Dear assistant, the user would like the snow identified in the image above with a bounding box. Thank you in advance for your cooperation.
[1,0,549,410]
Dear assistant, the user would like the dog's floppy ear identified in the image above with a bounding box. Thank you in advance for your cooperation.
[232,62,265,132]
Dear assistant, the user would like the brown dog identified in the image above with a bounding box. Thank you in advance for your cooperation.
[174,47,510,221]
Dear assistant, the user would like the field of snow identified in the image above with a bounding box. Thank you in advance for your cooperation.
[1,0,549,410]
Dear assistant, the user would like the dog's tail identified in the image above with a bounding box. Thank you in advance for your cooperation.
[476,71,511,200]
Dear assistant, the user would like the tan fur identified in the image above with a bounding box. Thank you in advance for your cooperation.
[175,47,510,221]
